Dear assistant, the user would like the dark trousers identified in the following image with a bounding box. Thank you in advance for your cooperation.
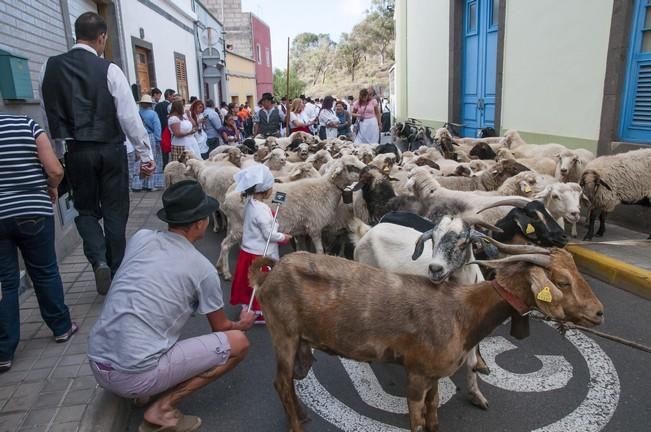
[206,137,220,154]
[0,216,72,361]
[65,143,129,274]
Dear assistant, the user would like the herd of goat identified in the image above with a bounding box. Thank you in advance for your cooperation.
[163,124,648,431]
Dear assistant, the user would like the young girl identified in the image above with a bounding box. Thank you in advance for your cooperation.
[230,165,291,323]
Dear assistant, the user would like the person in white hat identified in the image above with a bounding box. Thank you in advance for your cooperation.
[230,165,291,324]
[137,94,164,191]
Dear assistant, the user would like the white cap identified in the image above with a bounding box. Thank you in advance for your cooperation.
[234,164,275,193]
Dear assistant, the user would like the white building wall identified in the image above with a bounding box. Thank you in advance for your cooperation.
[405,0,449,123]
[120,0,200,97]
[68,0,99,40]
[501,0,614,141]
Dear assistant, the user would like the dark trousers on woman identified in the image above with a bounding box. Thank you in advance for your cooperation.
[65,142,130,275]
[0,216,72,361]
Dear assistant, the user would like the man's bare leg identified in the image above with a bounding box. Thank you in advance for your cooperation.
[143,331,249,427]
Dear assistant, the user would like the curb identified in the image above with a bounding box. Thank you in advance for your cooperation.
[79,387,132,432]
[567,245,651,300]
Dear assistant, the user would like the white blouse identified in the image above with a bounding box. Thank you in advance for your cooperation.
[318,109,340,139]
[241,197,285,260]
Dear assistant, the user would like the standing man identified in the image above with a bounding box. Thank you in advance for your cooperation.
[155,89,176,167]
[204,99,223,152]
[41,12,154,295]
[151,88,162,104]
[253,93,285,138]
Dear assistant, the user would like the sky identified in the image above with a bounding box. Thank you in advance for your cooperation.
[241,0,373,70]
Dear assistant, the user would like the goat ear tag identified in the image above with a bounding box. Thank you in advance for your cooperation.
[537,286,553,303]
[523,185,532,193]
[526,224,535,234]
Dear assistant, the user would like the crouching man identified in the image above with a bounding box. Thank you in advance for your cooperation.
[87,180,255,431]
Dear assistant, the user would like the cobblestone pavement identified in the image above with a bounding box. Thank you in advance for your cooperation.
[0,191,164,432]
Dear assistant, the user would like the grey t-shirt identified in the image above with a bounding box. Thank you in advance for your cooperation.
[88,230,224,372]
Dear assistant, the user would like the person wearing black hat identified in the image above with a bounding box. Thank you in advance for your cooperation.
[253,92,285,137]
[87,180,255,431]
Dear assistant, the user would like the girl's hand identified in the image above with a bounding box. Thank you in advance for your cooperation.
[283,234,293,242]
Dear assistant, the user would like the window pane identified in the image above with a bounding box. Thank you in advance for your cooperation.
[643,30,651,52]
[492,0,499,27]
[468,2,477,32]
[646,6,651,28]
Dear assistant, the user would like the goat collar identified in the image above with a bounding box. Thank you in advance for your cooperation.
[491,279,530,316]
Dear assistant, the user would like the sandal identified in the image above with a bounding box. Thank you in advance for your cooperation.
[138,415,202,432]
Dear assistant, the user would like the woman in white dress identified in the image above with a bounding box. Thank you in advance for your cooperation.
[317,96,340,140]
[168,100,202,161]
[189,100,209,159]
[352,88,381,144]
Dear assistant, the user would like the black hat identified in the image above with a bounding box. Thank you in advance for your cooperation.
[157,180,219,224]
[260,92,274,102]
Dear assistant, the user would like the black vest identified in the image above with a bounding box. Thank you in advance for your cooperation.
[42,48,125,144]
[258,108,281,137]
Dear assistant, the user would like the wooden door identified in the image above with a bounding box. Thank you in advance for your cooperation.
[175,55,189,102]
[135,47,151,95]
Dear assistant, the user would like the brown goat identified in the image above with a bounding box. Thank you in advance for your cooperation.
[251,249,603,432]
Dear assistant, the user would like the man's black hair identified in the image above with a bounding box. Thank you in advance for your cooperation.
[151,88,162,95]
[189,96,198,103]
[164,89,176,98]
[75,12,108,41]
[206,99,215,108]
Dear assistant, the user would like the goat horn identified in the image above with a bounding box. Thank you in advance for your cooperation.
[464,215,504,233]
[412,229,434,261]
[471,253,551,268]
[480,236,551,255]
[475,198,532,214]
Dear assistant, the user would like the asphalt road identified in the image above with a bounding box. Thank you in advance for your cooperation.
[126,227,651,432]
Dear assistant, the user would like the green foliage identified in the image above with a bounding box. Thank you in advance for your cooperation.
[287,1,395,97]
[273,68,307,100]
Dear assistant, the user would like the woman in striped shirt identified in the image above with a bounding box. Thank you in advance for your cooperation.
[0,113,77,373]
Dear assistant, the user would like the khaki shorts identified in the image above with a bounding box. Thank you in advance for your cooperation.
[89,332,231,398]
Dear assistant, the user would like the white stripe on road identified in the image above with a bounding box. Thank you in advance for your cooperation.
[478,336,574,392]
[340,358,456,414]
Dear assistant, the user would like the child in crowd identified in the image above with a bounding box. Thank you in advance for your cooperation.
[230,165,291,324]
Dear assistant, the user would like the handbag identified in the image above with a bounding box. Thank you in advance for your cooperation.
[318,126,327,140]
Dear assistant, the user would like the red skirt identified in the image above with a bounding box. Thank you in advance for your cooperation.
[290,126,311,134]
[230,249,262,311]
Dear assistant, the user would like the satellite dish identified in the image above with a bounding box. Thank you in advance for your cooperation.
[200,27,220,57]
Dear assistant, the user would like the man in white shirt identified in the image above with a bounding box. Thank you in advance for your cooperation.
[41,12,154,294]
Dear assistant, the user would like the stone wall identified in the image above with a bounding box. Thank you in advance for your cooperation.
[203,0,253,60]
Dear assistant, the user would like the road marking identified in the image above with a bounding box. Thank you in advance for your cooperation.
[532,323,620,432]
[478,336,574,392]
[340,358,456,413]
[295,325,620,432]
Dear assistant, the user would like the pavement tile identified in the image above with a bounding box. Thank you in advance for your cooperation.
[6,357,37,372]
[54,405,86,423]
[60,273,79,283]
[58,264,88,274]
[0,412,26,432]
[63,343,86,356]
[62,389,94,406]
[58,355,86,367]
[33,357,59,370]
[50,365,80,379]
[18,426,49,432]
[0,385,17,399]
[24,368,52,382]
[21,407,57,427]
[48,423,80,432]
[76,364,93,377]
[32,391,64,409]
[69,376,96,391]
[0,370,28,385]
[42,379,72,393]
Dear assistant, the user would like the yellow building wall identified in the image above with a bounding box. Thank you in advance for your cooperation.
[226,52,257,105]
[501,0,614,143]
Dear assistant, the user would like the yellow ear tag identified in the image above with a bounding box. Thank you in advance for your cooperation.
[526,224,535,234]
[537,286,553,303]
[523,185,532,193]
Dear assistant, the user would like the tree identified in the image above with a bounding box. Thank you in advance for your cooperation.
[273,68,306,100]
[355,0,395,64]
[336,33,365,83]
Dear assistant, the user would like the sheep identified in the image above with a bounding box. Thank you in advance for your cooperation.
[580,148,651,240]
[501,130,568,160]
[286,143,310,162]
[534,182,583,237]
[263,148,288,172]
[435,159,529,191]
[495,148,557,176]
[495,171,557,197]
[368,152,397,174]
[208,146,242,167]
[274,162,320,183]
[216,156,365,279]
[163,161,192,187]
[307,149,333,172]
[554,148,595,183]
[250,249,603,432]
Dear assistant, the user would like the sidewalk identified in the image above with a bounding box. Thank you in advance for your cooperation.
[0,191,164,432]
[568,221,651,300]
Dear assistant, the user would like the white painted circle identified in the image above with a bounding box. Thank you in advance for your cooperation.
[295,324,620,431]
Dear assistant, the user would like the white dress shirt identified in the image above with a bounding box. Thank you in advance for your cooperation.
[241,198,285,260]
[39,44,153,162]
[318,108,340,139]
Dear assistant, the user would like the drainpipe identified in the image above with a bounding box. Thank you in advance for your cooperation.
[194,19,205,100]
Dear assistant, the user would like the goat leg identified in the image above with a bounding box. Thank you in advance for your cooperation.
[407,373,432,432]
[424,379,440,432]
[583,209,598,241]
[473,345,490,375]
[293,341,315,380]
[596,210,608,237]
[465,348,489,410]
[272,339,304,432]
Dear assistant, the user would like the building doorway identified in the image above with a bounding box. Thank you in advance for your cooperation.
[135,46,151,94]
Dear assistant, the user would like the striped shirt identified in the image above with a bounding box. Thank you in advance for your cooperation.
[0,114,53,219]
